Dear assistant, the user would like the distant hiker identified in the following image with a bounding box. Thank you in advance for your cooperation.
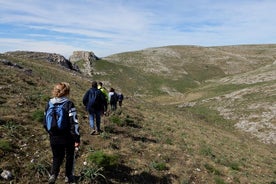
[83,81,107,135]
[117,93,124,107]
[98,81,108,114]
[43,82,80,184]
[108,88,118,111]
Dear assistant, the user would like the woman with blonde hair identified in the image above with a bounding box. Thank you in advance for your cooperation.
[44,82,80,184]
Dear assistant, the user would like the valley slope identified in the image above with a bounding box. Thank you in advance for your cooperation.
[0,44,275,183]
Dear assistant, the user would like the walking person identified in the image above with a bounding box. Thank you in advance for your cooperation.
[117,93,124,107]
[98,81,108,114]
[108,88,118,111]
[83,81,106,135]
[43,82,80,184]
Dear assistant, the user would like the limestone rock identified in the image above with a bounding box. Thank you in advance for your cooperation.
[4,51,77,71]
[69,51,99,76]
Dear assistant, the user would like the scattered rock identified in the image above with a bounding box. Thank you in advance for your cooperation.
[1,170,13,180]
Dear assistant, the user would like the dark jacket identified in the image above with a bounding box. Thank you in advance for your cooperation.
[118,93,124,101]
[83,87,106,114]
[44,97,80,145]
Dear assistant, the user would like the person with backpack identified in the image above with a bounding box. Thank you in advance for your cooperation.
[108,88,118,111]
[98,81,108,114]
[43,82,80,184]
[117,93,124,107]
[83,81,106,135]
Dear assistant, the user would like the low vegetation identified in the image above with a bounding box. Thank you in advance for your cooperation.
[0,45,275,183]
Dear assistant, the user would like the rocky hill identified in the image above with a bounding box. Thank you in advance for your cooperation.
[103,44,276,144]
[0,44,275,184]
[3,50,100,75]
[3,51,76,70]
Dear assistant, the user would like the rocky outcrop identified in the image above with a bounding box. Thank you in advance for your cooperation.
[4,51,78,71]
[69,51,99,76]
[0,58,32,75]
[3,50,100,75]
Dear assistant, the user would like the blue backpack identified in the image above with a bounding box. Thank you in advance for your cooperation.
[45,100,69,132]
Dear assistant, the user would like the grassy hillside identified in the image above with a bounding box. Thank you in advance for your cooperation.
[0,44,276,184]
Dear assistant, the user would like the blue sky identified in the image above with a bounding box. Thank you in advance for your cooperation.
[0,0,275,58]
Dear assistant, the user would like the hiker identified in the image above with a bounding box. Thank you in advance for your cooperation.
[117,93,124,107]
[43,82,80,184]
[108,88,118,111]
[83,81,106,135]
[98,81,108,114]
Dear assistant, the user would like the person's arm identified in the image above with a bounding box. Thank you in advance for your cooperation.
[82,90,89,107]
[68,101,80,144]
[43,102,50,132]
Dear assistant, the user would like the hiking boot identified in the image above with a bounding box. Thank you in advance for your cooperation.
[48,175,56,184]
[95,129,104,135]
[65,175,75,184]
[90,130,96,135]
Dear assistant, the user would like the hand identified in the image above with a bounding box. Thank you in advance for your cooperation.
[75,142,80,147]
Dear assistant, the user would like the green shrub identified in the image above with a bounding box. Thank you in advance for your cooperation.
[2,121,19,132]
[28,161,51,178]
[150,161,167,171]
[165,138,173,145]
[124,117,135,125]
[204,163,221,175]
[31,110,44,122]
[0,140,12,152]
[80,166,106,182]
[88,151,119,168]
[200,145,215,159]
[214,176,226,184]
[229,162,240,171]
[109,115,123,126]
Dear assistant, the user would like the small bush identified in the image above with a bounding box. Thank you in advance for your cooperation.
[2,121,19,132]
[28,161,50,179]
[104,125,116,133]
[31,110,44,122]
[150,161,167,171]
[229,162,240,171]
[88,151,119,168]
[165,138,173,145]
[204,163,221,175]
[80,166,106,183]
[109,115,123,126]
[0,140,12,152]
[214,176,226,184]
[200,145,215,159]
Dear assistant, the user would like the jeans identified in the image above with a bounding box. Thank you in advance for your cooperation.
[89,111,101,131]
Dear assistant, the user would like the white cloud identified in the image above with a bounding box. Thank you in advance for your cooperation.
[0,0,276,57]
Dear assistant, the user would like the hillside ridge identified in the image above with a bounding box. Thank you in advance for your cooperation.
[0,44,275,183]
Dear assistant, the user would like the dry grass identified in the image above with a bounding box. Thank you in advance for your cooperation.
[0,45,276,184]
